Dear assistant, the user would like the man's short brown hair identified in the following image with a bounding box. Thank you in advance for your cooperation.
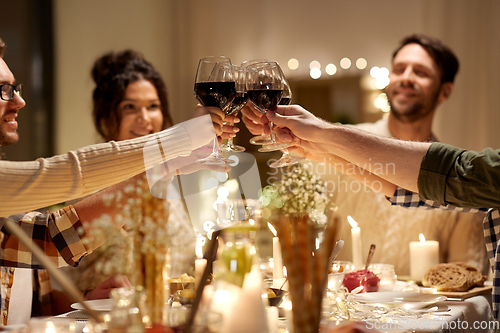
[392,34,459,84]
[0,38,5,58]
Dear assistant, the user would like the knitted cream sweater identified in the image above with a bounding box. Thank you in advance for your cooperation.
[0,115,214,216]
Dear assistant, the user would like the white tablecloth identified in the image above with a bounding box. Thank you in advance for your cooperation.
[325,295,496,333]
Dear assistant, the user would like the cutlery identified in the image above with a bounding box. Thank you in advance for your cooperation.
[328,239,345,268]
[365,244,376,270]
[412,306,451,313]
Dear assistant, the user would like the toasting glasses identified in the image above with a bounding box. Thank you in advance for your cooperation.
[220,65,247,152]
[246,61,290,152]
[194,56,236,165]
[241,59,273,146]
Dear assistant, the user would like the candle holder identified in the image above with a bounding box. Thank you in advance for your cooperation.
[368,263,397,291]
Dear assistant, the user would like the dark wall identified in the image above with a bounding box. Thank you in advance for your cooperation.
[0,0,54,161]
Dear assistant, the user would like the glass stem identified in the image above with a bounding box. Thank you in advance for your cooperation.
[212,138,222,158]
[269,121,276,144]
[226,122,234,147]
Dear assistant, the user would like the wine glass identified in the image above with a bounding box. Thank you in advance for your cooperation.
[269,74,305,168]
[246,61,289,152]
[242,59,273,146]
[194,56,236,165]
[221,65,247,152]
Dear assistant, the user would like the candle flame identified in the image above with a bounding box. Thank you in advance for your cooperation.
[419,233,426,243]
[267,222,277,237]
[347,215,358,228]
[196,235,205,259]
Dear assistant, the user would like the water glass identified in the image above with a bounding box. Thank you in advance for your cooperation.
[368,263,397,291]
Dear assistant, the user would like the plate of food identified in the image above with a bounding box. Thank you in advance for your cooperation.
[70,298,113,312]
[350,291,447,309]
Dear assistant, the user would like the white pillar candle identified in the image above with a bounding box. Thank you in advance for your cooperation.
[224,267,268,333]
[348,216,363,270]
[409,233,439,282]
[195,236,207,288]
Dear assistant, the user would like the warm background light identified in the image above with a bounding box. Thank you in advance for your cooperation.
[310,67,322,79]
[288,58,299,70]
[325,63,337,75]
[309,60,321,69]
[356,58,367,70]
[340,57,351,69]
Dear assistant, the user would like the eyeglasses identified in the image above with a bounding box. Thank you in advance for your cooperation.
[0,84,22,101]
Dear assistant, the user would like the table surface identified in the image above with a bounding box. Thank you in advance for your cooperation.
[47,290,499,333]
[324,294,496,333]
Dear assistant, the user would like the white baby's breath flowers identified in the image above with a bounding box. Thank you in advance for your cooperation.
[260,163,329,224]
[80,176,174,279]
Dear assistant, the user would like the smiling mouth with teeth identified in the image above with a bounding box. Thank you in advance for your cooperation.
[3,117,16,122]
[131,130,152,136]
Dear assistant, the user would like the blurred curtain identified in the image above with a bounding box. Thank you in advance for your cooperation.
[424,0,500,150]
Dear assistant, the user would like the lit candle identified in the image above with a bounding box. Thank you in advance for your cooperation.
[268,223,283,280]
[409,233,439,282]
[195,235,207,288]
[348,216,363,270]
[224,268,268,333]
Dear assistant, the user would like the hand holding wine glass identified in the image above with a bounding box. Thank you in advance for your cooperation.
[246,61,290,152]
[242,59,273,146]
[194,56,236,165]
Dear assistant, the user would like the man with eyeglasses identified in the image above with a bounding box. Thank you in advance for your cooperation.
[0,37,233,325]
[0,84,22,100]
[0,81,23,146]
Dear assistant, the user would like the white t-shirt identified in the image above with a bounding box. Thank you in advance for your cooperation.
[7,268,33,325]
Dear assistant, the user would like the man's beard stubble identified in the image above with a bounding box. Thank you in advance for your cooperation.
[0,129,18,147]
[388,86,441,124]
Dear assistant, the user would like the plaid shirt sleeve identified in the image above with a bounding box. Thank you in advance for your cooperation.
[387,187,489,213]
[0,205,89,268]
[388,187,500,316]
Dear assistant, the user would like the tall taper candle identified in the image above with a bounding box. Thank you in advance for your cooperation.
[195,235,207,289]
[268,223,283,279]
[348,216,363,270]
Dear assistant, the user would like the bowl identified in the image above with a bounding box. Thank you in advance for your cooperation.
[267,287,287,307]
[169,281,195,295]
[342,269,380,293]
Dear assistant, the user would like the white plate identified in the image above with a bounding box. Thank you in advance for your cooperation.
[0,324,27,331]
[350,291,447,309]
[70,299,113,312]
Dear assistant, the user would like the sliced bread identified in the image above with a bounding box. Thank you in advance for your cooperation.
[422,262,485,292]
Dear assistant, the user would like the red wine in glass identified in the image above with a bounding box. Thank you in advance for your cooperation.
[194,56,235,165]
[248,89,283,113]
[279,97,291,105]
[194,81,236,111]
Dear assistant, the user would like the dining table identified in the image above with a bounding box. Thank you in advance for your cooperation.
[5,281,495,333]
[322,283,497,333]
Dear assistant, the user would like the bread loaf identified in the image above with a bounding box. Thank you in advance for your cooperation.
[422,262,486,292]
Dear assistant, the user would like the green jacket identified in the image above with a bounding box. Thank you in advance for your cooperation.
[418,142,500,208]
